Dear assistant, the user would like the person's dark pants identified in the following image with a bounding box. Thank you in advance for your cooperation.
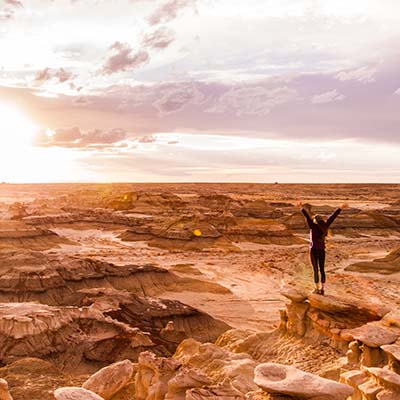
[310,248,326,284]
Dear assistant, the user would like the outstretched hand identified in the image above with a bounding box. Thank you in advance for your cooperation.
[297,201,311,212]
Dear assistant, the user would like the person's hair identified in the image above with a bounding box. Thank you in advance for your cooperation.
[313,214,330,237]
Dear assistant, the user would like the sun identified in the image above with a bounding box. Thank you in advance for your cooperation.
[0,103,38,149]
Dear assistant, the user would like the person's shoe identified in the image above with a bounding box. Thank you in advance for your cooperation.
[320,288,325,295]
[312,288,321,294]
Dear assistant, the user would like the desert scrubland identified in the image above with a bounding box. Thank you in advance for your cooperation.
[0,183,398,399]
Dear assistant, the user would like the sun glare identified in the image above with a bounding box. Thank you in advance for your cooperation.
[0,103,38,149]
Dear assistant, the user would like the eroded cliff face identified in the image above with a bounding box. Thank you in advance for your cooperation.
[0,250,230,305]
[0,251,230,399]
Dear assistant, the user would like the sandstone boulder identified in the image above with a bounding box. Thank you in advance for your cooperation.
[254,363,354,400]
[83,360,136,400]
[54,387,105,400]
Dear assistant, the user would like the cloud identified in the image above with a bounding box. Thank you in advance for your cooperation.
[336,66,377,83]
[153,82,206,114]
[101,42,149,74]
[51,127,82,142]
[311,89,345,104]
[37,127,126,149]
[137,135,157,143]
[4,0,23,7]
[394,88,400,96]
[34,67,75,84]
[148,0,195,25]
[142,27,175,50]
[4,0,24,8]
[0,0,22,19]
[207,85,298,116]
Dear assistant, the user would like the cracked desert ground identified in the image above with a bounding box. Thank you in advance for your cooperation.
[0,183,399,400]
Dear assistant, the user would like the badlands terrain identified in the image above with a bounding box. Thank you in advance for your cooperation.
[0,183,398,399]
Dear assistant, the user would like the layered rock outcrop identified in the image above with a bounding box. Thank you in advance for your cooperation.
[0,302,153,372]
[346,247,400,274]
[0,250,229,305]
[0,220,67,250]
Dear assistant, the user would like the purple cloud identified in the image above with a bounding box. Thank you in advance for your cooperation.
[142,27,175,50]
[34,67,74,84]
[148,0,195,25]
[311,89,345,104]
[336,66,377,84]
[153,83,206,114]
[37,127,126,148]
[206,85,298,116]
[0,0,22,20]
[4,0,23,8]
[101,42,149,74]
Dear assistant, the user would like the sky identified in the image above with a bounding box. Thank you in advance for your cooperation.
[0,0,399,182]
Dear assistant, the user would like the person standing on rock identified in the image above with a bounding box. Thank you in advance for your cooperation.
[298,202,348,295]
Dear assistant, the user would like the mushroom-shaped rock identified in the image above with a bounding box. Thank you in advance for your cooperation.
[344,323,399,347]
[254,363,354,400]
[0,379,13,400]
[308,294,388,322]
[281,287,308,303]
[381,343,400,362]
[83,360,136,400]
[54,387,105,400]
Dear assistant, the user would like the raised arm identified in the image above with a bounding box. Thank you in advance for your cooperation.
[301,207,313,228]
[326,208,341,227]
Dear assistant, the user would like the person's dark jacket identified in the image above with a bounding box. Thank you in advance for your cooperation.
[302,207,341,249]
